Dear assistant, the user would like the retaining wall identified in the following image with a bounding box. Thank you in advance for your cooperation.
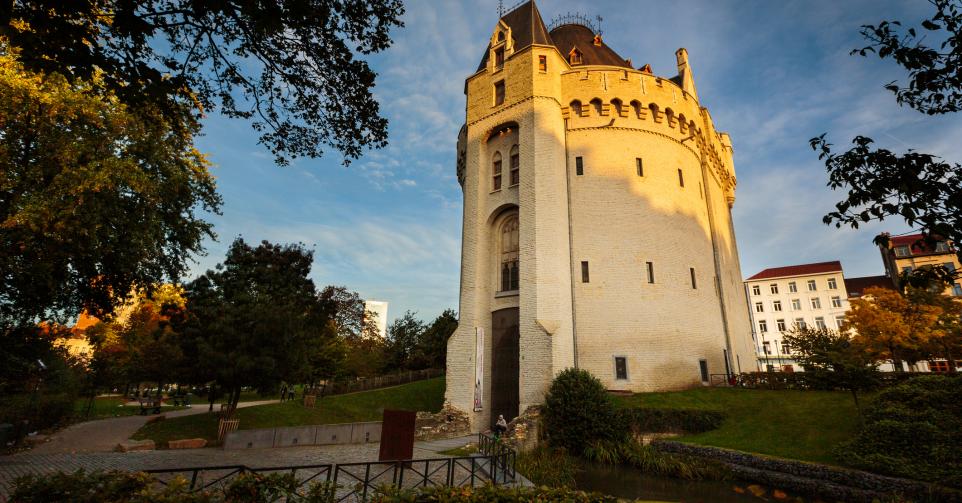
[223,421,382,450]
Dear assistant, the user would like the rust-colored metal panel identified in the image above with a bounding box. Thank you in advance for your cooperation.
[378,409,416,461]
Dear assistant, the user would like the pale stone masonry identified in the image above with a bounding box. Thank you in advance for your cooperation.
[446,1,755,431]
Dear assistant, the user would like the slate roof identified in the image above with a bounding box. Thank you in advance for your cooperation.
[476,1,630,71]
[746,261,843,281]
[844,275,895,298]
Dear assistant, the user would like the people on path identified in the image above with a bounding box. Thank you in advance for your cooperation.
[280,385,288,402]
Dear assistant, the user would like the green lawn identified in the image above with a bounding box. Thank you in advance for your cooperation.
[133,377,445,447]
[71,396,185,420]
[615,387,865,464]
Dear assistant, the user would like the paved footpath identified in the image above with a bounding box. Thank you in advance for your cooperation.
[28,400,279,455]
[0,435,477,496]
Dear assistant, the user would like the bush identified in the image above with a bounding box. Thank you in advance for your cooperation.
[835,375,962,488]
[542,369,627,454]
[621,408,725,434]
[373,485,618,502]
[0,393,76,433]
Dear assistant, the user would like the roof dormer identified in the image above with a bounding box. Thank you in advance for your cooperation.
[489,20,514,72]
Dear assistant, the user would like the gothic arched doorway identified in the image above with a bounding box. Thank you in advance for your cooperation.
[491,307,519,422]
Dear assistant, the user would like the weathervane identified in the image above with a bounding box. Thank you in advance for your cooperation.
[596,15,604,35]
[498,0,504,18]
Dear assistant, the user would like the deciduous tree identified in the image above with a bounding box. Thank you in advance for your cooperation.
[844,287,942,371]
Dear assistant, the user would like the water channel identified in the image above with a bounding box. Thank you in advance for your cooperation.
[574,463,806,502]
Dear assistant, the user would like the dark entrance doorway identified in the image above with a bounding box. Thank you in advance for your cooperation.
[491,307,520,422]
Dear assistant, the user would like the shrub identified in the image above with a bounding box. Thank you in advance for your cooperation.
[542,368,627,454]
[835,375,962,488]
[0,393,76,433]
[372,485,618,502]
[621,408,725,434]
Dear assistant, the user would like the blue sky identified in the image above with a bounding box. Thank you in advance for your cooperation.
[188,0,959,323]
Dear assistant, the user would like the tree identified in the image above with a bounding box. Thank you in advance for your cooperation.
[412,309,457,370]
[2,0,404,166]
[844,287,943,371]
[316,285,384,377]
[0,46,220,326]
[811,0,962,287]
[179,238,333,412]
[384,311,425,371]
[907,288,962,372]
[782,326,880,415]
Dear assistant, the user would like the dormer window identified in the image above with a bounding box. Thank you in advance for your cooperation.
[497,31,505,42]
[894,245,910,257]
[495,47,505,68]
[569,48,583,65]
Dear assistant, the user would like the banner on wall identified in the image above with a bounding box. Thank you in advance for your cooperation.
[473,326,484,411]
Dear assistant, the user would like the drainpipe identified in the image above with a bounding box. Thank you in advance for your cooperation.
[564,118,579,369]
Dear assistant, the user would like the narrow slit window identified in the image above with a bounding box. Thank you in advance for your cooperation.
[690,267,697,289]
[538,55,547,72]
[581,261,590,283]
[699,359,709,383]
[509,144,520,186]
[494,80,505,106]
[575,156,584,176]
[636,158,643,177]
[646,261,655,283]
[678,168,685,187]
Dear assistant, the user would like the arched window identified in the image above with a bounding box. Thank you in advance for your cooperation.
[497,31,505,42]
[590,98,603,116]
[492,151,503,190]
[611,98,624,117]
[509,145,520,186]
[570,100,583,117]
[630,100,643,118]
[500,216,519,292]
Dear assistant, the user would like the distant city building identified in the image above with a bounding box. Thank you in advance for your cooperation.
[364,300,389,339]
[745,262,852,372]
[878,233,962,297]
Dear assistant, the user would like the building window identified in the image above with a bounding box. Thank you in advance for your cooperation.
[690,268,697,289]
[636,158,644,177]
[944,262,957,272]
[494,47,505,68]
[699,359,709,383]
[755,302,764,313]
[781,342,791,354]
[581,261,590,283]
[499,216,519,292]
[811,297,821,309]
[762,342,771,355]
[770,283,779,294]
[759,320,768,333]
[494,80,505,106]
[788,281,797,293]
[752,285,761,296]
[831,296,842,308]
[794,318,807,329]
[815,316,826,329]
[776,319,786,332]
[678,168,685,187]
[773,300,782,312]
[807,279,817,291]
[492,152,502,190]
[953,284,962,296]
[538,55,547,72]
[646,262,655,284]
[902,266,913,275]
[614,357,628,380]
[791,299,801,310]
[575,156,584,176]
[895,245,910,257]
[509,144,520,186]
[569,48,582,65]
[835,315,846,328]
[936,241,950,252]
[827,278,837,289]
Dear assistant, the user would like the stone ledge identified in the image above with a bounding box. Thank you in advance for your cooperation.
[115,439,155,452]
[168,438,207,449]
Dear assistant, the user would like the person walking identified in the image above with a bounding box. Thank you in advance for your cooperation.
[280,384,288,402]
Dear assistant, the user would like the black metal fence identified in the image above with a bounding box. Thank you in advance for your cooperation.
[314,369,444,397]
[145,434,516,501]
[710,371,937,390]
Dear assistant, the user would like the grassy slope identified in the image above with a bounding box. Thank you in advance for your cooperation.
[133,377,445,447]
[615,387,863,464]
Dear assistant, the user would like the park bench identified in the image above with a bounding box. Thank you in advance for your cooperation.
[172,395,191,407]
[139,398,162,415]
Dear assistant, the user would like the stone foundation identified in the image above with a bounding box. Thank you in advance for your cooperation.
[415,403,471,441]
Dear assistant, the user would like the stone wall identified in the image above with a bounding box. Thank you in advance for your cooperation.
[223,421,381,450]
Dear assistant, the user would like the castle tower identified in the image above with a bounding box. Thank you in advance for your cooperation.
[446,1,754,431]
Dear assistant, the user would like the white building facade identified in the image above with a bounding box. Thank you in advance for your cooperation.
[745,262,851,372]
[364,300,389,339]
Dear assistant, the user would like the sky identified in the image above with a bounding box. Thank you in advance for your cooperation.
[187,0,960,323]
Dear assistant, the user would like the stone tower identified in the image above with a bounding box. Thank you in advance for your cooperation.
[446,1,754,431]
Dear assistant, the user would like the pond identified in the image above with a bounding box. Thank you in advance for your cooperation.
[574,463,805,503]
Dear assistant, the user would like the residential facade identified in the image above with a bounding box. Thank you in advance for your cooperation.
[745,262,851,371]
[879,233,962,297]
[364,300,389,339]
[445,1,755,431]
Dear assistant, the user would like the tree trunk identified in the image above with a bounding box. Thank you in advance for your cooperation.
[889,342,903,372]
[850,388,863,425]
[944,342,957,374]
[208,383,216,413]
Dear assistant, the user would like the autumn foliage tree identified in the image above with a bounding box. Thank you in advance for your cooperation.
[844,287,944,371]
